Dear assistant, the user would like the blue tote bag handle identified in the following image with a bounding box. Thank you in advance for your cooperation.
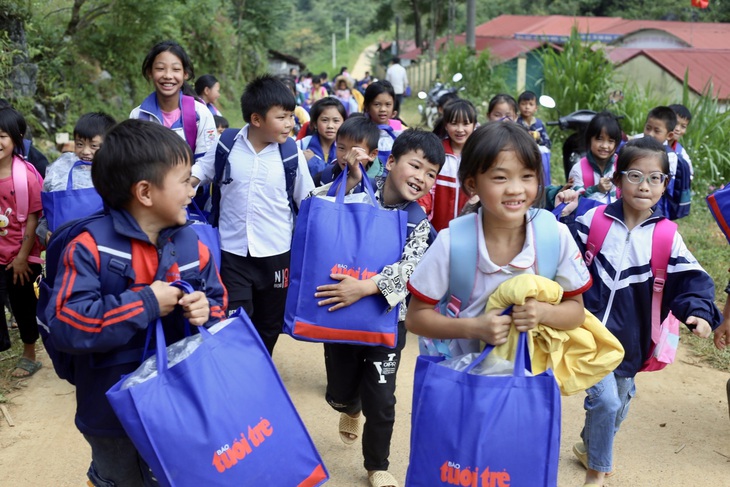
[149,280,196,373]
[66,160,91,189]
[326,163,377,205]
[462,305,533,377]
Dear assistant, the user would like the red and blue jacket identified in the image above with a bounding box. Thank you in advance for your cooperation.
[48,208,227,437]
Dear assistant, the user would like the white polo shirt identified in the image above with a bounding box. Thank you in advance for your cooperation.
[385,63,408,95]
[192,126,314,258]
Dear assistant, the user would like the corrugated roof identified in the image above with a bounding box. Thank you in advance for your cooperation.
[602,20,730,49]
[609,48,730,99]
[475,15,548,38]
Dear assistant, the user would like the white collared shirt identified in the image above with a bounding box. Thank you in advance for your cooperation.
[192,126,314,257]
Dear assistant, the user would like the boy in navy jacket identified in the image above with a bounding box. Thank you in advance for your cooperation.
[47,119,227,487]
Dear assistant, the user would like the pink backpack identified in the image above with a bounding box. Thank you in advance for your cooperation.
[12,155,44,264]
[579,156,621,199]
[584,205,679,372]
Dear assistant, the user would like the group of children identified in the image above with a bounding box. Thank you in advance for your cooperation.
[0,36,724,487]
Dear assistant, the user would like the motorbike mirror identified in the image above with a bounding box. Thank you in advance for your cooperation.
[539,95,556,109]
[452,73,463,83]
[417,91,428,100]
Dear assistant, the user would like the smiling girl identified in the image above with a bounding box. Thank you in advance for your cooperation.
[130,40,216,162]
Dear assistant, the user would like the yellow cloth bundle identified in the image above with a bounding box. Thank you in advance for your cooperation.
[487,274,624,395]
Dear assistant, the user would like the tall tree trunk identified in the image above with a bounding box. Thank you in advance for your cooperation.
[410,0,422,50]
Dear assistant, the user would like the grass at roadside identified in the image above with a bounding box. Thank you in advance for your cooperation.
[0,330,30,400]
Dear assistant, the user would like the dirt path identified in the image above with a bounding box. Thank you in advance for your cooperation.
[351,44,378,81]
[1,333,729,486]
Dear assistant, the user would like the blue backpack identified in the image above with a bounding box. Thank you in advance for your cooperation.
[36,212,202,384]
[666,146,691,220]
[419,207,561,358]
[211,128,299,226]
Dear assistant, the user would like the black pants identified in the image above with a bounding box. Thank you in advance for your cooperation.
[0,265,42,347]
[220,250,290,355]
[324,321,407,471]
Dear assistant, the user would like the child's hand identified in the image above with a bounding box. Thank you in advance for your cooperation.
[687,316,712,338]
[470,308,512,345]
[303,149,315,161]
[713,319,730,350]
[343,147,372,180]
[511,298,541,332]
[555,189,579,216]
[179,291,210,326]
[150,281,184,317]
[6,257,31,286]
[315,274,378,312]
[597,177,612,194]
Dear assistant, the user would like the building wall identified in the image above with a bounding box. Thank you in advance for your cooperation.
[613,56,699,103]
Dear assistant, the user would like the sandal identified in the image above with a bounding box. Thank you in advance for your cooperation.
[338,412,362,445]
[11,357,42,378]
[573,442,614,477]
[368,470,399,487]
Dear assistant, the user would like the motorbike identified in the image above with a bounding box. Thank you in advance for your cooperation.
[417,73,463,128]
[545,91,624,181]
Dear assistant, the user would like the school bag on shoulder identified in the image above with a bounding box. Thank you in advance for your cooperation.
[12,155,44,264]
[36,212,203,384]
[584,205,679,372]
[210,127,299,226]
[666,152,691,220]
[419,207,561,358]
[706,184,730,244]
[578,155,620,200]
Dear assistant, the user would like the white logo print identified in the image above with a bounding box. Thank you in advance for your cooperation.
[373,353,397,384]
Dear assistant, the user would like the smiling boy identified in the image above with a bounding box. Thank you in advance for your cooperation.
[310,127,444,487]
[192,74,315,355]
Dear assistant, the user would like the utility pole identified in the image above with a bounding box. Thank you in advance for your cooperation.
[332,33,336,69]
[466,0,476,51]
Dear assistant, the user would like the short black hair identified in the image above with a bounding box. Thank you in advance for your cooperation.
[214,115,229,129]
[668,103,692,122]
[584,111,622,150]
[142,40,194,81]
[437,92,459,109]
[646,106,677,133]
[194,74,219,96]
[336,115,380,152]
[0,107,27,156]
[92,119,192,210]
[74,112,117,141]
[240,74,296,123]
[518,91,537,103]
[391,129,445,170]
[614,136,670,184]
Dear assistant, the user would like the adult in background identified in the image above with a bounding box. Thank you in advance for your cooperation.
[385,57,408,108]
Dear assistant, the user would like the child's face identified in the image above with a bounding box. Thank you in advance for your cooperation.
[643,117,670,143]
[216,125,226,135]
[518,99,537,119]
[367,93,395,125]
[253,106,294,145]
[335,136,377,170]
[464,150,538,227]
[0,130,16,166]
[383,150,439,204]
[672,116,690,141]
[618,154,667,219]
[204,82,221,104]
[445,118,475,149]
[488,102,516,122]
[590,128,617,165]
[149,160,195,228]
[316,107,344,144]
[74,136,103,162]
[337,81,347,90]
[150,50,188,100]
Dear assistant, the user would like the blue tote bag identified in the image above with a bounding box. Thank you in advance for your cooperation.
[187,199,221,266]
[407,332,561,487]
[41,160,104,231]
[106,309,329,487]
[284,165,406,348]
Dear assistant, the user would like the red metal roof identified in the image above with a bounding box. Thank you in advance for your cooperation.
[609,48,730,99]
[475,15,548,38]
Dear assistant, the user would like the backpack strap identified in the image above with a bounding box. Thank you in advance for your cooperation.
[210,128,239,227]
[279,137,300,215]
[528,208,560,279]
[404,200,436,245]
[580,157,594,188]
[12,155,44,264]
[181,94,197,154]
[650,219,678,343]
[442,213,479,317]
[84,219,136,293]
[584,206,612,266]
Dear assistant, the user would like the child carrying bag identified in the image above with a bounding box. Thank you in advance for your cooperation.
[106,304,328,487]
[284,164,406,348]
[41,160,104,232]
[407,328,561,487]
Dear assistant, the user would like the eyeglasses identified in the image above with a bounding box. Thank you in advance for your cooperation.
[620,170,668,186]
